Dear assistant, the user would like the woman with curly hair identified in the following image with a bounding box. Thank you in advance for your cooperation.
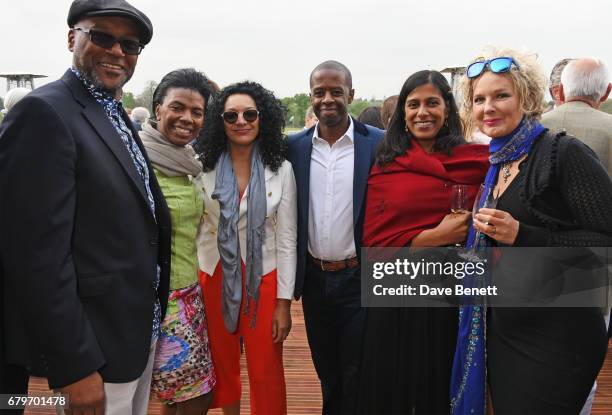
[451,48,612,415]
[195,81,297,415]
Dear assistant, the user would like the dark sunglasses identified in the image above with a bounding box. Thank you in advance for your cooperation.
[466,57,519,79]
[73,27,144,56]
[221,109,259,124]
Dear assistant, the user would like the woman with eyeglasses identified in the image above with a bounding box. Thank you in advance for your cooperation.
[451,49,612,414]
[140,68,216,414]
[357,70,489,415]
[194,81,297,415]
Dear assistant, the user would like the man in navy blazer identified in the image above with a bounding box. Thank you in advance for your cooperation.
[287,60,384,414]
[0,1,170,413]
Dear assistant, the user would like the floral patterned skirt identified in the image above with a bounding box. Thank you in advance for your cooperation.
[152,282,216,403]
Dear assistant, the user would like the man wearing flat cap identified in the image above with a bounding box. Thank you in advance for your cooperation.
[0,0,170,413]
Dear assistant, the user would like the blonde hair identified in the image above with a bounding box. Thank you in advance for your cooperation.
[459,47,546,138]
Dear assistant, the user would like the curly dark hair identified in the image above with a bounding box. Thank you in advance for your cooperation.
[195,81,287,172]
[375,70,465,167]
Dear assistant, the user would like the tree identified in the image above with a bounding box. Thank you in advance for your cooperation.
[0,96,4,111]
[281,93,310,128]
[122,91,136,110]
[279,94,383,128]
[135,80,158,112]
[601,100,612,115]
[348,98,382,118]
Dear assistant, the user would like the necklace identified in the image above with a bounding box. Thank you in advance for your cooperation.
[502,162,512,184]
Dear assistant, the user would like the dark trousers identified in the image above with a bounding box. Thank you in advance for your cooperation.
[1,269,28,415]
[302,260,366,415]
[0,361,28,415]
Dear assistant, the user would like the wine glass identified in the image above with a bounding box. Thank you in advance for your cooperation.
[460,184,497,261]
[451,184,469,214]
[451,185,469,247]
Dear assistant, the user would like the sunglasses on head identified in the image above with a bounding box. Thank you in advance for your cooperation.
[221,109,259,124]
[73,27,144,56]
[466,57,519,79]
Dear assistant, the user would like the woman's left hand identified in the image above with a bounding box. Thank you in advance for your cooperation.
[272,299,292,343]
[474,208,520,246]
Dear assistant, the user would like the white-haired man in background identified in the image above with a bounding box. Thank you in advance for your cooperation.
[542,57,612,174]
[131,106,150,131]
[1,88,31,116]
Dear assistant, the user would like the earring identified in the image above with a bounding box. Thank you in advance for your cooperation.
[405,124,409,132]
[444,118,449,128]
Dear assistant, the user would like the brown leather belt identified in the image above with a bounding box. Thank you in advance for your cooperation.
[308,254,359,272]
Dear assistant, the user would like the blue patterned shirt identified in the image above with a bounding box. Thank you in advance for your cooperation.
[70,68,161,340]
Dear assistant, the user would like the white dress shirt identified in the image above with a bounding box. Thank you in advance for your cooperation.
[308,118,356,261]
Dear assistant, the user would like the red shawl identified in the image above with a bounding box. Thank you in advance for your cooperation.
[363,143,489,248]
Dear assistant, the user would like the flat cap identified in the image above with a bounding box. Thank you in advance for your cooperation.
[67,0,153,45]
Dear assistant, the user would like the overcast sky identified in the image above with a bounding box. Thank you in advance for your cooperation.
[2,0,611,100]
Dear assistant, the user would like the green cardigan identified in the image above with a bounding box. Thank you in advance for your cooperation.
[155,169,203,290]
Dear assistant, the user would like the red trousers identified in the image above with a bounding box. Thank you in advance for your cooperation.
[199,263,287,414]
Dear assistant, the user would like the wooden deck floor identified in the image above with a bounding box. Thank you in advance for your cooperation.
[26,303,612,414]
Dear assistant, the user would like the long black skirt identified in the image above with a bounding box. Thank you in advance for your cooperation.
[357,307,458,415]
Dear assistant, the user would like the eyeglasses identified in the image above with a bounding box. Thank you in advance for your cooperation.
[466,57,519,79]
[73,27,144,56]
[221,109,259,124]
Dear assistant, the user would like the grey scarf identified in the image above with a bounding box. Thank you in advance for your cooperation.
[139,120,202,177]
[212,145,266,333]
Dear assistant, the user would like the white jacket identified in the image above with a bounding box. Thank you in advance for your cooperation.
[196,160,297,299]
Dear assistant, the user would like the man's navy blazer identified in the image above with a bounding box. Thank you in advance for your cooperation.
[286,119,384,300]
[0,70,171,388]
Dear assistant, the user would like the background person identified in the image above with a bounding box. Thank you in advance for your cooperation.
[541,57,612,175]
[141,68,216,415]
[356,105,384,129]
[131,105,150,131]
[0,87,31,116]
[380,95,398,129]
[304,105,317,129]
[358,70,488,415]
[195,81,297,415]
[548,58,574,108]
[453,48,612,415]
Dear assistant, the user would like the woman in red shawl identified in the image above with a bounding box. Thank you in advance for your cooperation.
[357,70,488,414]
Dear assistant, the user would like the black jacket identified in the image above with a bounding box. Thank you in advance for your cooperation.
[0,70,171,388]
[513,130,612,247]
